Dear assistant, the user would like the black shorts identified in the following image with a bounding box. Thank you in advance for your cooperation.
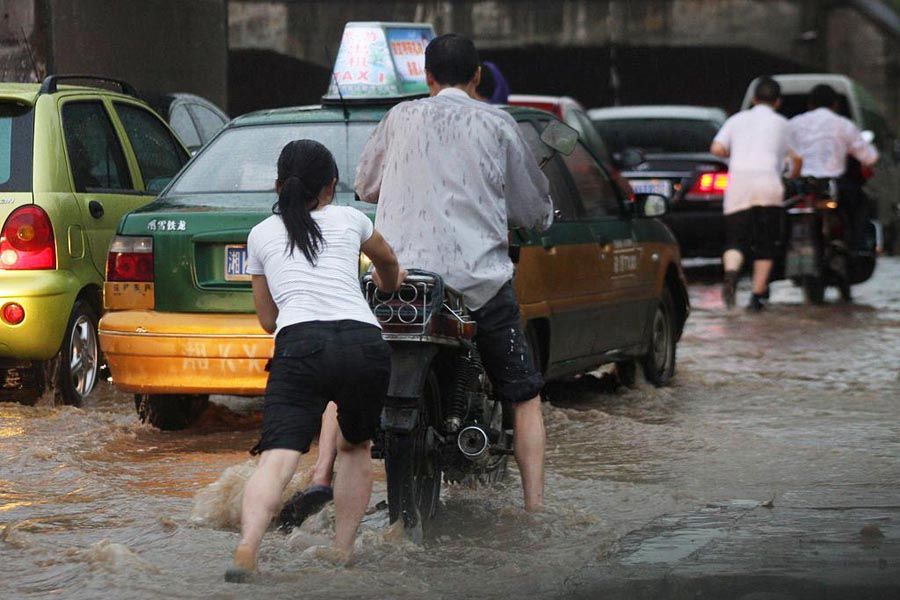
[725,206,784,260]
[251,320,390,455]
[470,281,544,404]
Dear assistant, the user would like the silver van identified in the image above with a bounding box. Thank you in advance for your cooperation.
[742,74,899,253]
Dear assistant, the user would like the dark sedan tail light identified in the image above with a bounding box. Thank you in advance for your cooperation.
[107,236,154,281]
[690,170,729,195]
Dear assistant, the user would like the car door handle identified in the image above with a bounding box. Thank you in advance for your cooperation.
[88,200,104,219]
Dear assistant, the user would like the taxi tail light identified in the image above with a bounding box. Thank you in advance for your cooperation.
[690,170,729,195]
[0,205,56,270]
[107,236,154,281]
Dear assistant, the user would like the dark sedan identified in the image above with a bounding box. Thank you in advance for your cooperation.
[590,105,729,258]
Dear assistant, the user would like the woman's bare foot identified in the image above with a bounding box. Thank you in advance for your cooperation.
[224,543,257,583]
[303,544,351,566]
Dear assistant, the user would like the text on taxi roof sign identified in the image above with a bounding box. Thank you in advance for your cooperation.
[325,22,436,101]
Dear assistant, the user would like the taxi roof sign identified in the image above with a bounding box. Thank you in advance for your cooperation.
[324,22,436,103]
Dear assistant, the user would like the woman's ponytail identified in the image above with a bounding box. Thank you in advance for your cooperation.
[273,140,339,264]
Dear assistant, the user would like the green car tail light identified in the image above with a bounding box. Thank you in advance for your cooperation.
[0,205,55,270]
[107,235,154,282]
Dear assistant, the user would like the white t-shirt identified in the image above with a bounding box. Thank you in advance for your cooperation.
[788,108,879,178]
[246,205,379,334]
[713,104,792,215]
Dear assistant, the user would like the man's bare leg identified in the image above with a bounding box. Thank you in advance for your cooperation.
[331,433,373,557]
[228,449,301,581]
[512,396,545,512]
[722,249,744,309]
[312,402,339,487]
[751,259,773,295]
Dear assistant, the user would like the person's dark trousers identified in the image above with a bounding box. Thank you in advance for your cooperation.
[836,176,870,252]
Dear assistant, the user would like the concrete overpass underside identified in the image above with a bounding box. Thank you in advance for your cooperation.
[228,0,899,124]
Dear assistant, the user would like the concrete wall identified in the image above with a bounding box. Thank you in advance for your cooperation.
[1,0,228,109]
[228,0,899,123]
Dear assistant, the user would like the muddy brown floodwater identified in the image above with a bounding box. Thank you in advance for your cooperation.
[2,259,899,600]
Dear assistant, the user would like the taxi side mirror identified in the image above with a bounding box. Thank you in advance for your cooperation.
[634,193,668,218]
[539,120,579,166]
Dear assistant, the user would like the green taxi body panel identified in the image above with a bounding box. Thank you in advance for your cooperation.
[0,83,188,360]
[114,99,687,381]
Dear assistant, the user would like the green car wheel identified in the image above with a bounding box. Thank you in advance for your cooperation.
[56,300,100,407]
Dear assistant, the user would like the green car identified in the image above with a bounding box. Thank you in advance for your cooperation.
[0,76,189,405]
[99,101,690,430]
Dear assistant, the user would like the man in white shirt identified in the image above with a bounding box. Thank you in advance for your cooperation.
[711,77,801,311]
[788,84,879,250]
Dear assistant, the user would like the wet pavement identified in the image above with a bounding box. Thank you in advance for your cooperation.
[1,258,899,599]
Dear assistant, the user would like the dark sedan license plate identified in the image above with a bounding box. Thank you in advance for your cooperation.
[630,179,673,198]
[225,245,251,281]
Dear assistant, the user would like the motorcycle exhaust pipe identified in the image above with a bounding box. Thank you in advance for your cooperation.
[457,425,490,460]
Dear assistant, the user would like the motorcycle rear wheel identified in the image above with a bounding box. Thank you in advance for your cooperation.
[802,276,825,305]
[384,370,442,542]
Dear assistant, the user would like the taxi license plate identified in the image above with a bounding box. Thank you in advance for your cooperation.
[225,245,251,281]
[630,179,673,199]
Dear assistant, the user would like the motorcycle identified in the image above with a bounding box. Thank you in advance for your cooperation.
[363,270,511,541]
[366,120,581,541]
[781,177,877,303]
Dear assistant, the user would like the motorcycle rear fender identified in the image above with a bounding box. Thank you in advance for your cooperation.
[380,344,439,433]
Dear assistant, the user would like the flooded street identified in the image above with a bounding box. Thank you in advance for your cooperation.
[2,259,899,599]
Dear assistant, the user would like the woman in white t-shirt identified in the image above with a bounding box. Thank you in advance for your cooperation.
[226,140,405,582]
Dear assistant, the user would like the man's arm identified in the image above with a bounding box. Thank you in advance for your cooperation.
[354,111,393,203]
[710,117,732,158]
[505,125,553,231]
[786,149,803,179]
[845,120,879,167]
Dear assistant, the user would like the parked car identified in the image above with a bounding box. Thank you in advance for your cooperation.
[742,74,900,254]
[146,93,228,153]
[0,75,190,405]
[509,94,636,198]
[99,103,690,430]
[589,105,729,258]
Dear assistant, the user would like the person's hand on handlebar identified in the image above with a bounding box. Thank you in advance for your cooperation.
[372,266,408,293]
[361,229,405,292]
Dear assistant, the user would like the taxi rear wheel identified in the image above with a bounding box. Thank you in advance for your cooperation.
[134,394,210,430]
[641,288,676,387]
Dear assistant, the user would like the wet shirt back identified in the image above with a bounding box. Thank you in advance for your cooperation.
[245,205,378,334]
[355,87,553,310]
[713,104,792,215]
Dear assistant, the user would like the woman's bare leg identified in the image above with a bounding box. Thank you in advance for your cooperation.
[312,402,339,487]
[331,432,373,556]
[233,449,302,570]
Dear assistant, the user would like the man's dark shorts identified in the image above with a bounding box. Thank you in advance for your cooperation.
[725,206,784,260]
[470,281,544,404]
[251,320,390,455]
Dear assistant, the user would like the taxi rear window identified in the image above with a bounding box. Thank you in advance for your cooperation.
[168,122,378,200]
[0,103,34,192]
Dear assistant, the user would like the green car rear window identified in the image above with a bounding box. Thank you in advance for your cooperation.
[168,122,379,201]
[0,103,34,192]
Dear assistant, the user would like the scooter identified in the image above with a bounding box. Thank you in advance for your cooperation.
[781,177,877,303]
